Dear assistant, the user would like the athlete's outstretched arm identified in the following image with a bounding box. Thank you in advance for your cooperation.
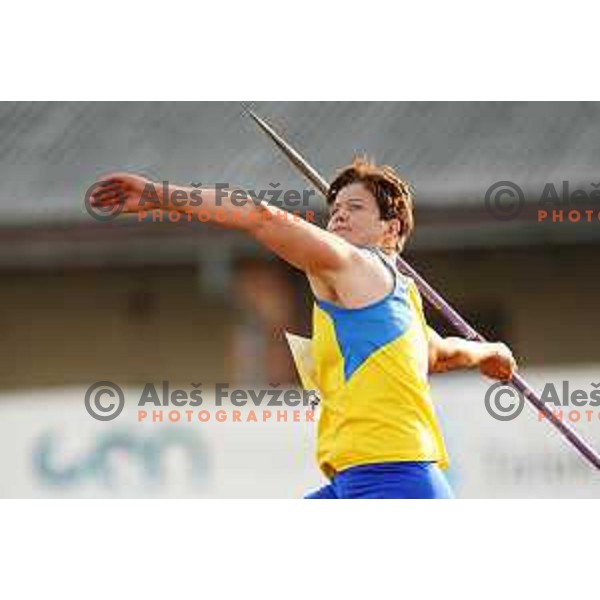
[89,173,364,278]
[427,327,517,381]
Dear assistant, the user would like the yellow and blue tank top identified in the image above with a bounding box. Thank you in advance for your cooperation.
[311,246,449,479]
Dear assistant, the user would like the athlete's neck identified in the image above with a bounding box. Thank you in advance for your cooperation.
[382,248,399,261]
[356,243,399,262]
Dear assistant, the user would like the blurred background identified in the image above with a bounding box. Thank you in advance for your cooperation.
[1,101,600,497]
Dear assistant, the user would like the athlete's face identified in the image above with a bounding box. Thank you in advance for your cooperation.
[326,182,400,251]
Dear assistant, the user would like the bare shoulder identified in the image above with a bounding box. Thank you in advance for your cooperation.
[306,247,394,309]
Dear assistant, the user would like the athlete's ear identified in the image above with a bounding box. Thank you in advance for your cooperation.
[383,218,401,244]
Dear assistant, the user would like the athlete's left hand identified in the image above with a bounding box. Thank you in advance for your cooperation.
[479,342,517,381]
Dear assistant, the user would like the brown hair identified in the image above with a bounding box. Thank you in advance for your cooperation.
[327,156,414,250]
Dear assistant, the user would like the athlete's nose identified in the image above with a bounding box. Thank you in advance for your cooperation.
[331,207,349,227]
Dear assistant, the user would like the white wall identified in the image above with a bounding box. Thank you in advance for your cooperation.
[1,367,600,498]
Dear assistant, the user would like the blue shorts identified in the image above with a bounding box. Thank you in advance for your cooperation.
[304,461,454,499]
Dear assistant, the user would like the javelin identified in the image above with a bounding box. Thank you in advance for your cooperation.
[244,106,600,472]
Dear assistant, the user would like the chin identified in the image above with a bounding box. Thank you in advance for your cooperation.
[335,231,355,243]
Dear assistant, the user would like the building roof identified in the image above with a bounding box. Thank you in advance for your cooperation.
[1,101,599,225]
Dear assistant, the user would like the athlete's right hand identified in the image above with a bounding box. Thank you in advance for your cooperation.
[89,172,162,215]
